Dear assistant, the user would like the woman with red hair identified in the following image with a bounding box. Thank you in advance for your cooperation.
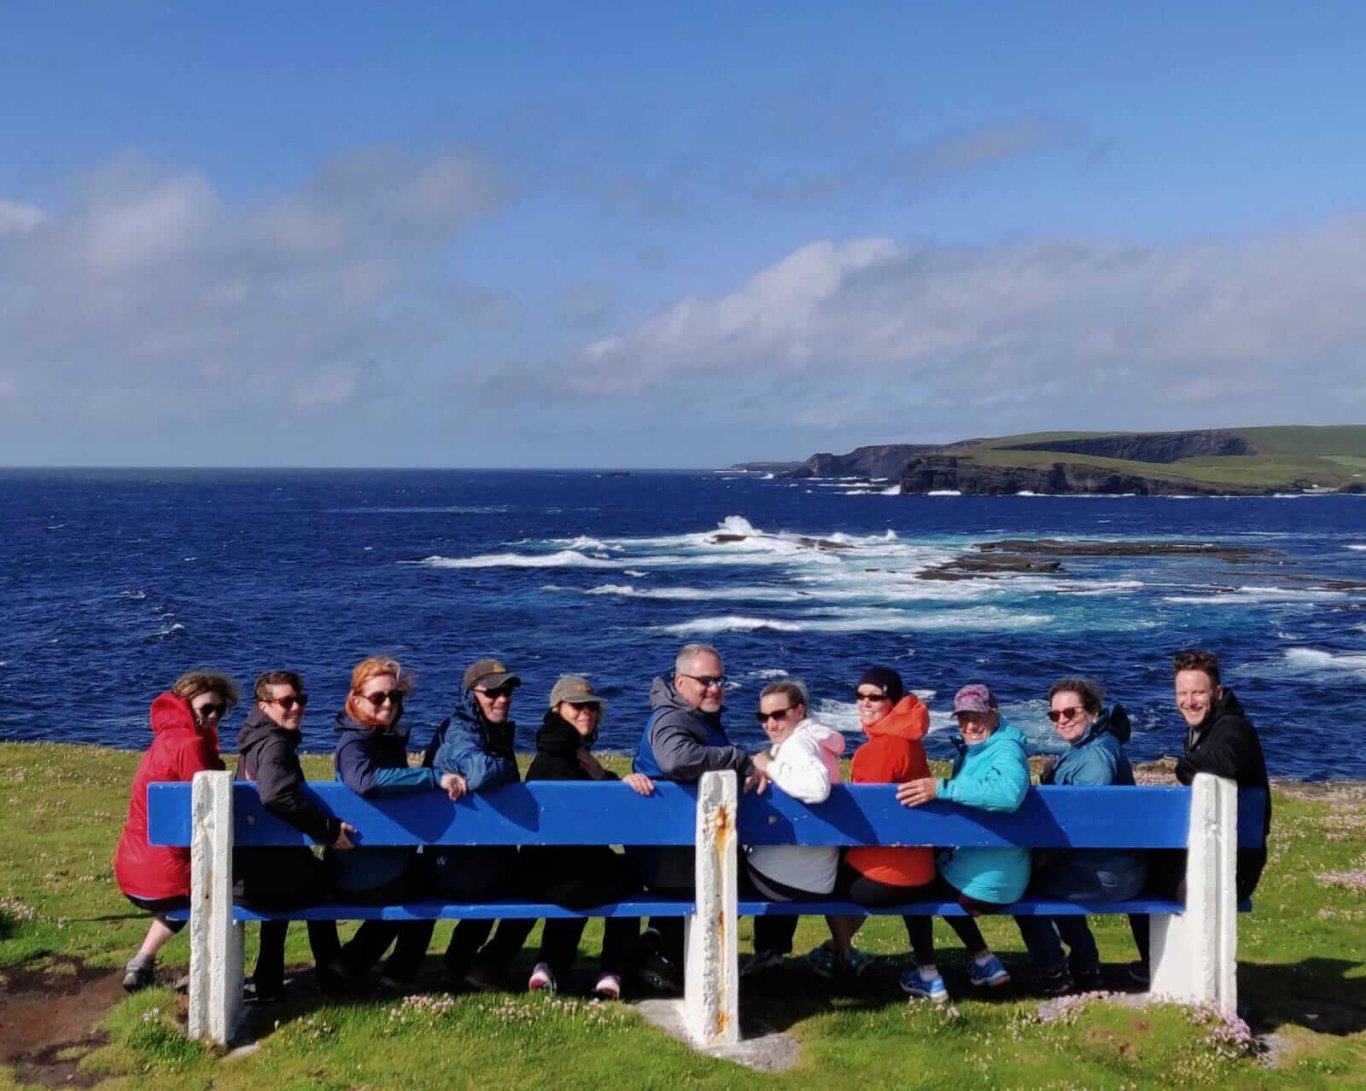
[327,656,464,990]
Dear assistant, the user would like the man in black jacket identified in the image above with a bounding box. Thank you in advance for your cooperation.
[1129,649,1271,982]
[236,671,356,1000]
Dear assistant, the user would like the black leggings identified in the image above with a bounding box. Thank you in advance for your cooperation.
[841,866,1004,963]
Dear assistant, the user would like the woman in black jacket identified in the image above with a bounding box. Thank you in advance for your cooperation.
[516,675,654,999]
[235,671,355,999]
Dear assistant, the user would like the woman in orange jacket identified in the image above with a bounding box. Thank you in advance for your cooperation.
[807,666,935,977]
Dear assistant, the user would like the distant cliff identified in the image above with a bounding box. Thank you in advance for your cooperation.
[787,444,942,480]
[766,426,1366,495]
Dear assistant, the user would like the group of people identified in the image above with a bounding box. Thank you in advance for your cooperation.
[113,643,1270,1004]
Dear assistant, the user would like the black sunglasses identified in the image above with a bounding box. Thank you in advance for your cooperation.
[755,706,797,725]
[681,674,727,690]
[1047,706,1085,723]
[477,684,518,699]
[268,695,309,711]
[196,702,226,719]
[360,690,404,707]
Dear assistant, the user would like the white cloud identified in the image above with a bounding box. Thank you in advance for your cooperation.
[0,199,47,235]
[0,148,507,430]
[574,218,1366,429]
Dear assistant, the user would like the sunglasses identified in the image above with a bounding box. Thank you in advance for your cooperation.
[360,689,404,707]
[755,706,797,724]
[1047,706,1086,723]
[196,702,226,719]
[268,695,309,711]
[477,685,518,699]
[682,674,727,690]
[855,690,890,703]
[564,701,602,714]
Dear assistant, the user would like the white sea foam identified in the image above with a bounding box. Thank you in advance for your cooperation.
[117,590,148,601]
[752,668,790,679]
[926,490,961,497]
[1161,585,1343,606]
[584,583,812,603]
[659,615,808,635]
[659,606,1050,636]
[1347,544,1366,551]
[1281,647,1366,677]
[419,550,620,569]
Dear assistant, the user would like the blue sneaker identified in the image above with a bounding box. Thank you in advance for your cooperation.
[900,968,949,1003]
[968,954,1010,988]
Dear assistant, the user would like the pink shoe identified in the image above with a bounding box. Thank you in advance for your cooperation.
[528,962,556,993]
[591,972,622,1001]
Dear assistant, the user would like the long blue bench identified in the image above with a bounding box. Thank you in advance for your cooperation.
[148,770,1264,1048]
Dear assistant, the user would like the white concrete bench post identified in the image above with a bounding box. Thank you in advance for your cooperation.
[683,770,740,1048]
[188,769,243,1045]
[1148,772,1240,1013]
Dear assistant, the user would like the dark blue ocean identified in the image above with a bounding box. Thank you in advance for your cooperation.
[2,469,1363,778]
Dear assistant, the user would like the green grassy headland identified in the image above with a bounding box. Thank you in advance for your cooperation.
[1,742,1363,1089]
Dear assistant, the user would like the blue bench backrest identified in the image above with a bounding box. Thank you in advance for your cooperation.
[148,781,1267,851]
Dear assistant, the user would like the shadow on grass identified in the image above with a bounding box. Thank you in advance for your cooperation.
[1242,959,1366,1036]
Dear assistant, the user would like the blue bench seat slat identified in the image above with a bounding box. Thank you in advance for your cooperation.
[149,782,1268,851]
[164,898,696,923]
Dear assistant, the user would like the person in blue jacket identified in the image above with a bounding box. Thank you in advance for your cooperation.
[424,657,524,988]
[1014,678,1146,993]
[328,656,464,990]
[897,683,1030,998]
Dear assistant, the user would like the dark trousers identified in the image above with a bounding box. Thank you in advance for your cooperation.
[475,852,642,982]
[1128,849,1265,966]
[254,920,343,993]
[841,865,1002,962]
[335,870,434,983]
[743,858,828,955]
[238,846,339,990]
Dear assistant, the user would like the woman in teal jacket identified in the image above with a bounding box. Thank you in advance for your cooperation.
[1015,677,1145,993]
[897,683,1030,995]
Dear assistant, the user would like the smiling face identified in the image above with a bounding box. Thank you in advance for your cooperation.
[955,708,998,745]
[1048,690,1095,744]
[556,699,601,738]
[1175,668,1221,729]
[474,683,515,724]
[675,650,726,714]
[855,686,893,728]
[757,693,805,747]
[260,682,306,731]
[356,672,401,729]
[189,690,228,731]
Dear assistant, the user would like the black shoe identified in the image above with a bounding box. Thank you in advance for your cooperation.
[637,949,682,994]
[244,977,287,1004]
[1072,965,1103,992]
[122,960,156,992]
[1038,964,1072,995]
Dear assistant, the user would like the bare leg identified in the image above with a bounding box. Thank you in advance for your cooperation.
[826,914,863,954]
[135,917,179,960]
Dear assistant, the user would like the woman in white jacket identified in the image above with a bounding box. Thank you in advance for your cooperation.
[743,679,845,974]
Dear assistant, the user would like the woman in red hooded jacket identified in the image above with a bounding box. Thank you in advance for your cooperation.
[114,670,239,991]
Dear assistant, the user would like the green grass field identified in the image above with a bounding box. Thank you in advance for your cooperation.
[952,425,1366,490]
[1,743,1363,1089]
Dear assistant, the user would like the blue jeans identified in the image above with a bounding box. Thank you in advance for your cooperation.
[1015,851,1146,972]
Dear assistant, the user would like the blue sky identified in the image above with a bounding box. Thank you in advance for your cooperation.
[2,1,1363,467]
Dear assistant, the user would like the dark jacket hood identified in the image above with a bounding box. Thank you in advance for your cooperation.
[537,710,594,755]
[237,705,302,755]
[1075,703,1131,748]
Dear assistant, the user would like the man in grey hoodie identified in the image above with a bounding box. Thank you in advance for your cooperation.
[631,643,758,991]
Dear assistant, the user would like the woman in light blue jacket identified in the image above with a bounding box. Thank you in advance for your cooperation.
[1015,678,1146,994]
[897,683,1030,998]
